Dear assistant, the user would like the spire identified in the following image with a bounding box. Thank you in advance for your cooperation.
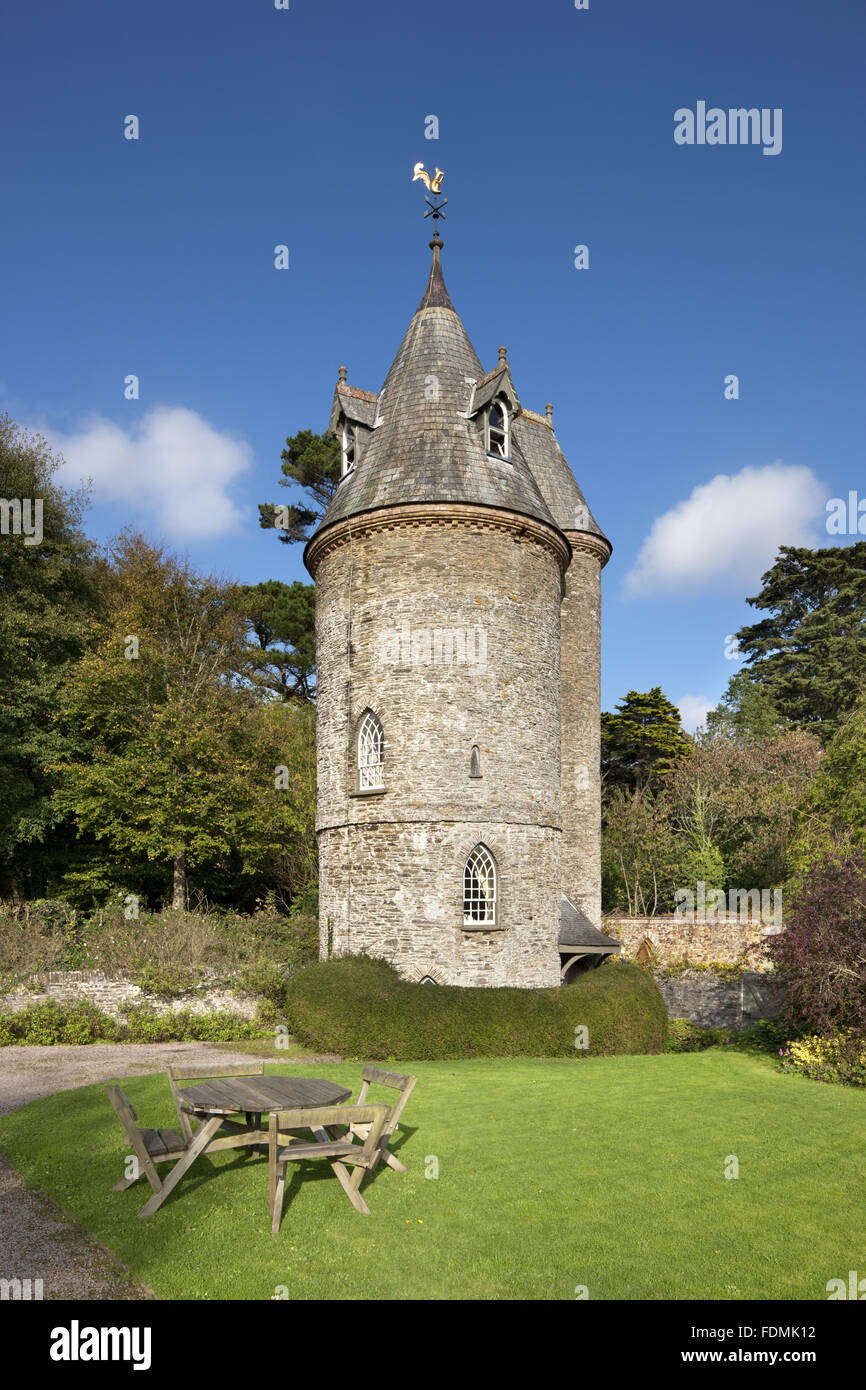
[416,235,455,313]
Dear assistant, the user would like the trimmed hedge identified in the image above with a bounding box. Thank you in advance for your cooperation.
[284,955,667,1059]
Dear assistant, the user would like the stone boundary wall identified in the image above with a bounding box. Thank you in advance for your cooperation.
[0,970,259,1020]
[604,915,773,968]
[655,970,787,1031]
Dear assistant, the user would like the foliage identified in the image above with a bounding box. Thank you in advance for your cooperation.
[665,1018,733,1052]
[0,416,105,897]
[259,428,340,545]
[706,669,789,741]
[765,853,866,1040]
[779,1032,866,1088]
[601,687,690,794]
[239,579,316,703]
[0,901,318,989]
[787,700,866,879]
[48,534,310,908]
[0,997,262,1045]
[600,786,682,915]
[284,954,667,1059]
[729,542,866,740]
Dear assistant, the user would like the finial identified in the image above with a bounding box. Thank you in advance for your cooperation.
[338,366,347,383]
[499,346,508,365]
[546,402,553,425]
[412,162,447,242]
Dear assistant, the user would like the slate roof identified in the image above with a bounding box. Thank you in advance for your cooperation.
[308,239,609,553]
[559,897,621,953]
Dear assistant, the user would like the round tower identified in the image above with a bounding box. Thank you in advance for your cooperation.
[305,235,611,987]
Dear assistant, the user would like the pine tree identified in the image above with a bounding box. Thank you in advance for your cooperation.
[259,429,340,545]
[601,687,690,794]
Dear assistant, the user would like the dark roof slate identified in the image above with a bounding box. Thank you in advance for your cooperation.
[559,897,621,952]
[513,413,609,546]
[313,244,558,534]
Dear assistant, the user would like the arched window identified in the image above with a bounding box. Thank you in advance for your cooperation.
[357,711,384,790]
[463,844,497,926]
[469,745,481,778]
[341,422,356,477]
[487,399,509,458]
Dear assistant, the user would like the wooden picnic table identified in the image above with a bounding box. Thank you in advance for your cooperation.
[138,1075,351,1218]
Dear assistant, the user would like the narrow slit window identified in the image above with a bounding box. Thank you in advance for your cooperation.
[357,711,384,790]
[463,845,497,926]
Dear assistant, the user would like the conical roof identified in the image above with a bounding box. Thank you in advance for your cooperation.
[310,241,559,537]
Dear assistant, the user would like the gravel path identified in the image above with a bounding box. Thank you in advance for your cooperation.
[0,1042,336,1300]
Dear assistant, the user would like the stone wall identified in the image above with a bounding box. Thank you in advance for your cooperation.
[0,970,259,1020]
[657,970,787,1031]
[605,915,773,969]
[311,514,566,988]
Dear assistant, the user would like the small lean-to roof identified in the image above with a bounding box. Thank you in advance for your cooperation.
[559,896,621,953]
[328,383,379,434]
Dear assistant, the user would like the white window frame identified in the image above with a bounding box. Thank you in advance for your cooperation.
[487,398,509,459]
[341,422,357,477]
[463,844,497,926]
[357,711,384,790]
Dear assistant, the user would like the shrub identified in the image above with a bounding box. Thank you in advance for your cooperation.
[779,1032,866,1088]
[766,853,866,1040]
[665,1018,732,1052]
[0,999,261,1045]
[283,955,667,1060]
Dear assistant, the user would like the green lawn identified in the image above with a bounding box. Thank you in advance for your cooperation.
[1,1052,863,1300]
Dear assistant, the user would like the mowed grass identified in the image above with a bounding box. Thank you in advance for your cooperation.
[0,1052,863,1300]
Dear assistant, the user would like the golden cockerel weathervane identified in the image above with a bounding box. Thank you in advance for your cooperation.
[412,162,447,237]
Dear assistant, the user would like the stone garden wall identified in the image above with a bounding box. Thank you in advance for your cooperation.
[0,970,259,1020]
[604,915,772,968]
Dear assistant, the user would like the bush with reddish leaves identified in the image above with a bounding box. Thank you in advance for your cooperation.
[766,853,866,1040]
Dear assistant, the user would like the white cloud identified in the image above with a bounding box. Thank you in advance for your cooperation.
[41,406,254,540]
[624,462,825,596]
[677,695,715,734]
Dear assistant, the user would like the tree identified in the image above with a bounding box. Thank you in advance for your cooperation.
[730,543,866,740]
[50,535,292,908]
[765,853,866,1041]
[705,669,789,742]
[239,580,316,702]
[788,699,866,881]
[601,688,690,794]
[600,786,682,916]
[259,429,340,546]
[666,728,822,892]
[0,415,104,896]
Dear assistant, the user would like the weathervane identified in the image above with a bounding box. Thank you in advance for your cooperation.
[412,162,447,239]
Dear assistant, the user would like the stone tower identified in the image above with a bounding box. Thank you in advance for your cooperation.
[304,234,613,987]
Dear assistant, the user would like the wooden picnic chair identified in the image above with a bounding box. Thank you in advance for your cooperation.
[268,1104,389,1230]
[166,1060,266,1144]
[344,1065,418,1174]
[106,1084,189,1204]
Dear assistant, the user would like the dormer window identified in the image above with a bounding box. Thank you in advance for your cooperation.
[487,399,509,459]
[341,422,356,477]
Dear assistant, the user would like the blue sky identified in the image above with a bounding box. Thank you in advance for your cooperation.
[3,0,864,725]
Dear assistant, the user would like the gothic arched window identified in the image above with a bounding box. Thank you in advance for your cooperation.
[463,844,497,926]
[357,711,384,790]
[487,399,509,459]
[341,422,356,477]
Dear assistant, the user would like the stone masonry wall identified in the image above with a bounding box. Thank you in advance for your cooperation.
[560,540,604,929]
[0,971,259,1020]
[312,516,565,988]
[657,970,787,1031]
[605,916,773,968]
